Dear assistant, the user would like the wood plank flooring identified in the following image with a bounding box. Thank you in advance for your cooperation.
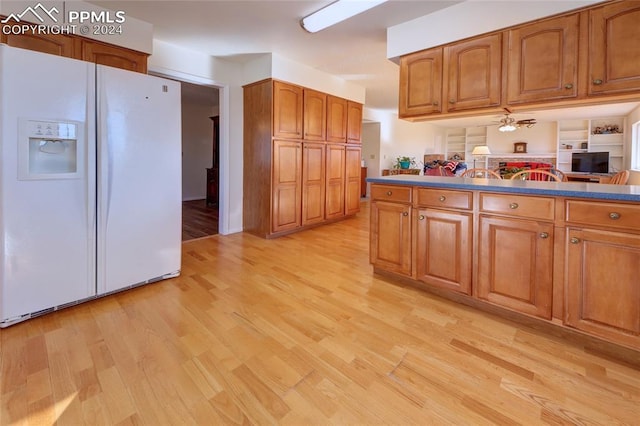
[2,200,640,425]
[182,199,218,241]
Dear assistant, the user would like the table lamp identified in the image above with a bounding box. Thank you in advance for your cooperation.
[471,145,492,169]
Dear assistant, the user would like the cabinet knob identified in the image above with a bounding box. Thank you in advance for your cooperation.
[386,191,392,196]
[570,237,580,244]
[540,232,549,239]
[609,212,621,220]
[419,214,425,220]
[433,101,439,106]
[449,99,456,104]
[593,79,603,85]
[439,195,446,202]
[564,83,573,89]
[402,211,409,217]
[509,202,519,210]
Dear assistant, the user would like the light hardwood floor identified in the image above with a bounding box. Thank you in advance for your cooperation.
[1,201,639,425]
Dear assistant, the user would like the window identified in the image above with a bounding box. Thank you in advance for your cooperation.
[633,121,640,170]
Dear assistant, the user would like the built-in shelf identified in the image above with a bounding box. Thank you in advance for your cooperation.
[557,117,626,173]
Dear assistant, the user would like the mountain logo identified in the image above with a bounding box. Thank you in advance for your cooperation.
[1,3,60,24]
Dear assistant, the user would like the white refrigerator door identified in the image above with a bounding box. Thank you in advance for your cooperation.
[0,46,96,324]
[96,66,181,295]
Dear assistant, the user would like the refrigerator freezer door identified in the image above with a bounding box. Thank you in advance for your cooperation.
[96,66,181,294]
[0,46,96,324]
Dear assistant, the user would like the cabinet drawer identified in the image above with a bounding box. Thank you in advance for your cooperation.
[371,185,412,203]
[566,200,640,231]
[416,188,472,210]
[480,193,554,221]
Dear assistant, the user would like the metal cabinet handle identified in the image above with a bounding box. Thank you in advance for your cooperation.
[419,215,425,220]
[439,195,446,202]
[540,232,549,239]
[570,237,580,244]
[509,202,519,209]
[402,212,409,217]
[564,83,573,89]
[593,79,603,85]
[386,191,392,196]
[433,101,439,106]
[609,212,621,220]
[449,99,456,104]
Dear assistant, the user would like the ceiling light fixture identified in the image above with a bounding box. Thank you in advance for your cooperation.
[300,0,389,33]
[498,115,517,132]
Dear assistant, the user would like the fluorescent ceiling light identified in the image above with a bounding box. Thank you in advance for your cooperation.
[301,0,389,33]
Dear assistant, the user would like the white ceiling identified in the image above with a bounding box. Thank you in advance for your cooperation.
[90,0,639,125]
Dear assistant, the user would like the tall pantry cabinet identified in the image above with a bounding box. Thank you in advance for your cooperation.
[243,79,362,238]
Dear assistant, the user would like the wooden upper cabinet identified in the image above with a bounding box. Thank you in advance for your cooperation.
[81,40,148,73]
[347,101,363,143]
[445,33,502,112]
[588,1,640,96]
[506,13,579,104]
[327,95,348,143]
[399,47,443,117]
[0,29,77,58]
[303,89,327,141]
[273,81,303,140]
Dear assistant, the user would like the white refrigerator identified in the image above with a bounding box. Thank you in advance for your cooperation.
[0,45,182,327]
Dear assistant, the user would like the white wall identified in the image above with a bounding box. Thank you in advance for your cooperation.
[361,122,381,197]
[364,108,446,172]
[387,1,601,60]
[627,104,640,184]
[485,122,557,155]
[181,102,218,201]
[243,53,366,103]
[149,39,244,234]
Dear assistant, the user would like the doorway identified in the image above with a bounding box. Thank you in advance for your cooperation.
[179,81,221,241]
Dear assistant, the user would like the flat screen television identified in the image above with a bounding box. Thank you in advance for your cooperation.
[571,152,609,173]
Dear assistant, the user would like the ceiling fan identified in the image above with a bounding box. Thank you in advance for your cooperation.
[494,108,537,132]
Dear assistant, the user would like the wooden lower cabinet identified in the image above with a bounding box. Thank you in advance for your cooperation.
[302,142,326,226]
[565,228,640,348]
[272,140,301,233]
[416,208,472,294]
[477,215,554,319]
[345,146,362,215]
[370,201,412,276]
[325,144,346,220]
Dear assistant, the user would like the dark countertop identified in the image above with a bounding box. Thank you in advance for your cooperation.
[366,175,640,202]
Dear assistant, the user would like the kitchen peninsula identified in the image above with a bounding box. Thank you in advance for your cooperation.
[367,175,640,354]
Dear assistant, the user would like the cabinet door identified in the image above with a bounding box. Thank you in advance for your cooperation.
[416,208,472,294]
[588,2,640,96]
[81,40,148,73]
[325,144,346,220]
[566,228,640,350]
[478,215,553,319]
[273,81,303,139]
[303,89,327,141]
[446,33,502,112]
[326,95,348,143]
[370,201,412,276]
[399,47,443,117]
[0,29,78,58]
[272,140,301,233]
[345,145,361,215]
[506,13,579,104]
[302,142,326,226]
[347,101,363,143]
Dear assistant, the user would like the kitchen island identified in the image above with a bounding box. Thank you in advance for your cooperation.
[366,175,640,354]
